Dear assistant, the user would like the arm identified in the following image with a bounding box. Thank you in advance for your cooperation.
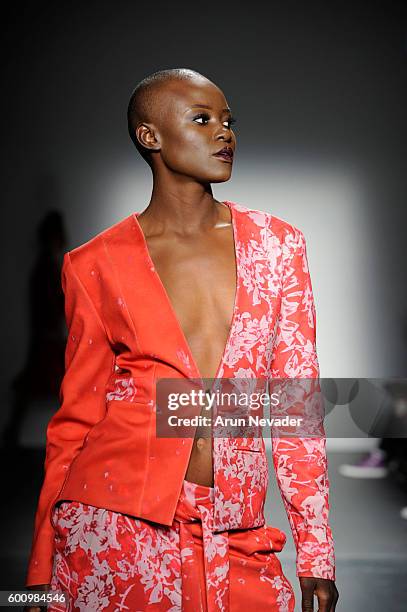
[270,225,336,581]
[25,251,115,586]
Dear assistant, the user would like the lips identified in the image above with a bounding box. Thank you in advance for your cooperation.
[213,146,234,162]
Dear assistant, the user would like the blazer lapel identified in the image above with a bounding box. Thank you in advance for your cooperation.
[103,213,198,380]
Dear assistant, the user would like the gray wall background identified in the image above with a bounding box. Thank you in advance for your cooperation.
[2,2,406,423]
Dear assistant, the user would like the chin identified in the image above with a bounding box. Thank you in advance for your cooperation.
[202,168,233,184]
[210,174,232,184]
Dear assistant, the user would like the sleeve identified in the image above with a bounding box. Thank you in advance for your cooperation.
[269,226,336,580]
[25,252,115,586]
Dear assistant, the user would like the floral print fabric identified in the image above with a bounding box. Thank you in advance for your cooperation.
[209,204,335,579]
[49,479,295,611]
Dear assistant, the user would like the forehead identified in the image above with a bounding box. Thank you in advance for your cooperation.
[158,78,229,114]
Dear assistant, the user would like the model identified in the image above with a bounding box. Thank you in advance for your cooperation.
[25,68,339,611]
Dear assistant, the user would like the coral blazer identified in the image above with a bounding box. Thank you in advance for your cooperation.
[25,200,335,587]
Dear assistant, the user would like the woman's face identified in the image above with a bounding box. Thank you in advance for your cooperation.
[146,78,236,184]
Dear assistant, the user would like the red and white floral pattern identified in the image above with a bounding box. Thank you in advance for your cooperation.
[49,479,295,611]
[209,203,335,580]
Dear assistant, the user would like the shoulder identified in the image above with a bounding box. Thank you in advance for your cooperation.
[65,212,135,272]
[226,200,305,244]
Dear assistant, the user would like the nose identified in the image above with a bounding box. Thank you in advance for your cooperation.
[214,122,233,142]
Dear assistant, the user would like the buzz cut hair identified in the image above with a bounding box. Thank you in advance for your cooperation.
[127,68,210,165]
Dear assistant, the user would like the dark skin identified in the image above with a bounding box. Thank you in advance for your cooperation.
[25,75,339,611]
[136,78,238,489]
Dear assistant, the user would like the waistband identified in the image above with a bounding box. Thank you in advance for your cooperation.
[182,478,214,504]
[174,479,286,612]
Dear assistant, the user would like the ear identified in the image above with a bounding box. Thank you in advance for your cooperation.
[135,123,161,152]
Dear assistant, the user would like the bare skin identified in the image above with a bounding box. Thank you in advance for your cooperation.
[25,74,339,611]
[137,199,236,487]
[133,76,239,489]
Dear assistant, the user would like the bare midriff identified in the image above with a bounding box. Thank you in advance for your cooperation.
[184,389,214,486]
[138,202,236,487]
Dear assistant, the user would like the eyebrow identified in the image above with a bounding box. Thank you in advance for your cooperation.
[188,104,232,113]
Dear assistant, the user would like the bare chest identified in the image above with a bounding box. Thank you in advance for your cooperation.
[145,227,237,380]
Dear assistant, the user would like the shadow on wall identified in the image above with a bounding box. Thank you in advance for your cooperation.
[2,203,68,448]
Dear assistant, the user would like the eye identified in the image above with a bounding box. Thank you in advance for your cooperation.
[223,116,237,129]
[193,113,210,125]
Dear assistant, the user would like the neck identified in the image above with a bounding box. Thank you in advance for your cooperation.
[141,168,227,234]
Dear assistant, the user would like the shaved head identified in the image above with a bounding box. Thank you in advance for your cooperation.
[127,68,213,164]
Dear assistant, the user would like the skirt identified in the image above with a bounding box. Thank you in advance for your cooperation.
[49,479,295,611]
